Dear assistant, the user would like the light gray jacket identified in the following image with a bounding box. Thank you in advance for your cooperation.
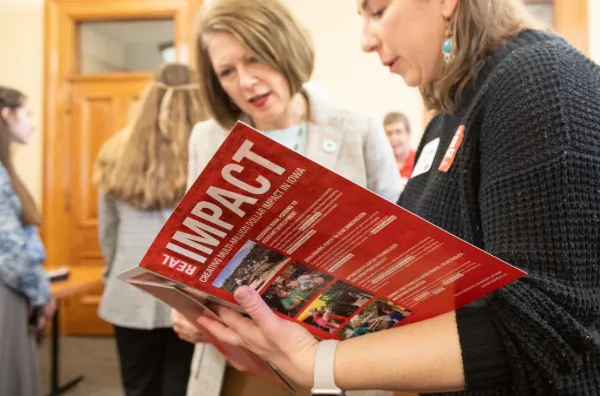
[97,195,174,329]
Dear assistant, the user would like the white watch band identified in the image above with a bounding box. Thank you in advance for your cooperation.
[311,340,345,395]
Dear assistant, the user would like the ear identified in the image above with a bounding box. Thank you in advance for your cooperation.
[0,107,11,124]
[440,0,459,20]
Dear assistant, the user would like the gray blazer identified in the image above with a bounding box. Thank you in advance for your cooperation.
[185,87,401,396]
[187,92,401,203]
[97,194,174,329]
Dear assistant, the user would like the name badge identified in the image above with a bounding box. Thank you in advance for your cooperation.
[411,137,440,178]
[439,126,464,172]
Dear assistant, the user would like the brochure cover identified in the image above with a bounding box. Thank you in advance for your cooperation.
[119,121,526,388]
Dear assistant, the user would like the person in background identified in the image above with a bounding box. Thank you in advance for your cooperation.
[169,1,402,395]
[0,86,55,396]
[94,63,205,396]
[383,111,415,189]
[188,0,600,395]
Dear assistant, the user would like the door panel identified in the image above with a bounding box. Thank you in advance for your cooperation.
[65,74,150,335]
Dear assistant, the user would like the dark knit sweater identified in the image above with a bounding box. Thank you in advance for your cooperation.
[399,30,600,396]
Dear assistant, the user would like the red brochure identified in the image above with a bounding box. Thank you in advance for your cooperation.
[119,121,526,389]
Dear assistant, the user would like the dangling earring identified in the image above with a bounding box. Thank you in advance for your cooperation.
[442,24,455,64]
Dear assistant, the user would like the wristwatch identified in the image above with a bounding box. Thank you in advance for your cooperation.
[311,340,345,395]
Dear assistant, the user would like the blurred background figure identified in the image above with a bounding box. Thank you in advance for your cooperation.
[0,86,55,396]
[383,111,415,190]
[94,63,205,396]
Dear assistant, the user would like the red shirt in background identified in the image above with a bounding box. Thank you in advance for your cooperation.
[399,150,416,178]
[399,150,416,190]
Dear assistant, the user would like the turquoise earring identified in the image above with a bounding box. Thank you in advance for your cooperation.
[442,27,455,63]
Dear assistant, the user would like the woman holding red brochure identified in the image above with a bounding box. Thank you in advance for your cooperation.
[170,0,403,394]
[179,0,600,395]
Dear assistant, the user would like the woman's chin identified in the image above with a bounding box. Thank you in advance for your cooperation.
[394,67,424,88]
[399,73,421,88]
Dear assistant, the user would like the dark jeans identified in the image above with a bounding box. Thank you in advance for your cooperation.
[114,326,194,396]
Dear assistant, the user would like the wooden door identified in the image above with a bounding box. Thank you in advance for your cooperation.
[44,0,203,335]
[63,74,150,335]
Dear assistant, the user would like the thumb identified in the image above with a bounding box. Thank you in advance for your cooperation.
[234,286,280,334]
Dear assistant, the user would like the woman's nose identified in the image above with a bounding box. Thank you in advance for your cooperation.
[361,22,379,53]
[238,67,258,89]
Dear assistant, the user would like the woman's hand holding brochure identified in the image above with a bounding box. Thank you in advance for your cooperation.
[198,285,319,389]
[172,309,208,344]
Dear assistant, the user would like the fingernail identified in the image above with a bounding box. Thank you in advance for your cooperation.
[235,287,251,303]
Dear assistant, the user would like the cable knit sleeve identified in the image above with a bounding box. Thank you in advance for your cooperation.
[456,43,600,394]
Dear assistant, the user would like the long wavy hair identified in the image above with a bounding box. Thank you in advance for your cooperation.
[94,63,205,210]
[0,86,41,226]
[421,0,543,113]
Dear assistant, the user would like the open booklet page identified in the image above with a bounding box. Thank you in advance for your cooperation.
[118,267,296,393]
[119,120,526,383]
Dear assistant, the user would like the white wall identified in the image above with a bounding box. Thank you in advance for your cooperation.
[284,0,425,149]
[0,0,44,205]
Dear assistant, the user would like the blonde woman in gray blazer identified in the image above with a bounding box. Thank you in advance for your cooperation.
[95,63,205,396]
[171,1,402,396]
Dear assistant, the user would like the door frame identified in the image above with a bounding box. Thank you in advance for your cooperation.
[42,0,200,270]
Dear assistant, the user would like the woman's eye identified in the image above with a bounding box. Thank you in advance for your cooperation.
[247,56,259,64]
[219,69,232,78]
[372,8,385,19]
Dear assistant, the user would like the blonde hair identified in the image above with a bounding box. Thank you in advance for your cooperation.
[195,0,314,129]
[421,0,543,113]
[94,63,205,210]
